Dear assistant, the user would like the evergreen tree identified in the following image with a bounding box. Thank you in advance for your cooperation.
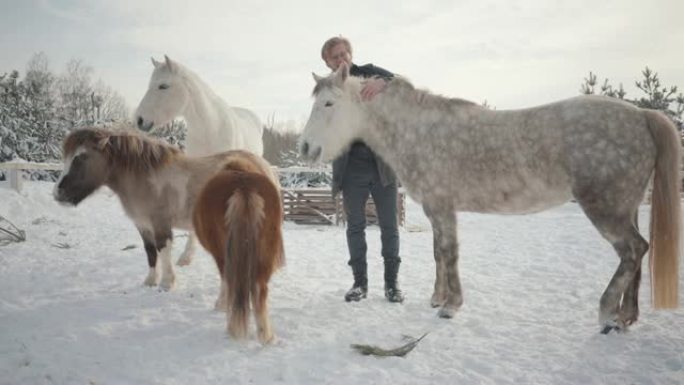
[579,71,626,99]
[633,67,683,128]
[580,67,683,130]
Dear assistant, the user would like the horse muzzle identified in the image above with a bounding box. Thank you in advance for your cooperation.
[53,192,77,206]
[299,141,322,163]
[136,116,155,132]
[53,185,83,206]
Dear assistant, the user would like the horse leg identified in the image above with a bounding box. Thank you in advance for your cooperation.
[155,228,176,291]
[579,205,647,333]
[139,229,159,286]
[252,280,274,344]
[424,202,462,318]
[600,228,647,333]
[177,231,196,266]
[618,211,643,326]
[214,279,229,312]
[423,203,447,307]
[620,264,642,326]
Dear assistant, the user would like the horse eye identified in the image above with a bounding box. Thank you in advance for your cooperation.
[324,101,334,107]
[158,84,169,90]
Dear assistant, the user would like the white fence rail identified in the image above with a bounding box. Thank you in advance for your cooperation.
[0,162,63,191]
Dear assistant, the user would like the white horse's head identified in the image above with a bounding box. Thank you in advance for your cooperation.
[135,55,190,132]
[299,63,365,163]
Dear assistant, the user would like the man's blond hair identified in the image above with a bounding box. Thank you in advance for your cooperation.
[321,36,352,60]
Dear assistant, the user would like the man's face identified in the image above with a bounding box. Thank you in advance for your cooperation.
[324,43,351,71]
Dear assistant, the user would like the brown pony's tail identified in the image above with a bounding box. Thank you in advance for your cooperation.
[645,109,681,308]
[223,180,266,339]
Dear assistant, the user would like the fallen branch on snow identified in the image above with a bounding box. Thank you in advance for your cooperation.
[0,215,26,246]
[350,333,429,358]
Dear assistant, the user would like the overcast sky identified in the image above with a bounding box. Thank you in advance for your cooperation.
[1,0,683,128]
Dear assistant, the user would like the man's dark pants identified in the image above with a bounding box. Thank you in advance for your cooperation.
[341,146,400,287]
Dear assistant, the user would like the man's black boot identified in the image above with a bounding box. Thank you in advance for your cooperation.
[384,281,404,303]
[344,284,368,302]
[384,260,404,303]
[345,263,368,302]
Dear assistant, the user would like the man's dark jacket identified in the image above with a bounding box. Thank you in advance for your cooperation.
[331,63,397,197]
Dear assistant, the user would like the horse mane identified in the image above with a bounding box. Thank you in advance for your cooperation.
[63,127,181,173]
[384,77,479,109]
[313,75,479,110]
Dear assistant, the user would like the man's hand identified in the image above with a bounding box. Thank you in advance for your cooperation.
[360,77,388,101]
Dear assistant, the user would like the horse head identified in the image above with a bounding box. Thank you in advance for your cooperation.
[54,128,181,206]
[300,63,365,163]
[135,55,190,132]
[53,129,112,206]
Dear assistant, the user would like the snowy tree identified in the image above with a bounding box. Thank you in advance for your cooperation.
[0,70,34,162]
[262,113,304,167]
[0,54,131,181]
[23,53,69,163]
[55,58,94,125]
[25,52,56,124]
[92,80,128,123]
[146,119,187,150]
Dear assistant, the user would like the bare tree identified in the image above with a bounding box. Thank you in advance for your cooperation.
[56,59,94,124]
[262,113,302,167]
[92,79,129,122]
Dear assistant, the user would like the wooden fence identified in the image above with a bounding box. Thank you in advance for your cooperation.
[282,188,406,226]
[0,162,406,226]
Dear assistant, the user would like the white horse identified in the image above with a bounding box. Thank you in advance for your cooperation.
[300,64,681,334]
[135,55,264,266]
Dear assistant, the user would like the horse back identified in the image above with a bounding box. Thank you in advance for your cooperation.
[192,153,283,274]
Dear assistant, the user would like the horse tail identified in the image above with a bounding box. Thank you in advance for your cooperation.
[224,176,266,339]
[645,109,681,308]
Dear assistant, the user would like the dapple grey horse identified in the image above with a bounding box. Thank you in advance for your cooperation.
[299,63,680,333]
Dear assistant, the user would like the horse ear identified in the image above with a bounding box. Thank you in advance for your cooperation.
[334,62,349,86]
[312,72,324,83]
[151,57,161,68]
[164,55,177,73]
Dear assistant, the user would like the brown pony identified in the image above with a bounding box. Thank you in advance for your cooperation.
[193,156,285,344]
[53,127,281,302]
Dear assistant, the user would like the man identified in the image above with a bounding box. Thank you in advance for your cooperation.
[320,36,404,303]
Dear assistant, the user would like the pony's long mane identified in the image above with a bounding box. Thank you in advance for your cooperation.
[63,127,181,173]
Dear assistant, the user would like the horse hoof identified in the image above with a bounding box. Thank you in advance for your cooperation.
[176,258,192,266]
[259,332,275,345]
[600,320,626,335]
[143,276,157,287]
[431,300,446,308]
[159,279,175,291]
[437,307,456,319]
[431,293,446,308]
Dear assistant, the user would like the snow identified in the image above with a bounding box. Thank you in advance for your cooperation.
[1,181,683,385]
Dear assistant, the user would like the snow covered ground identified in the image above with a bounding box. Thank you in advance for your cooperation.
[1,181,683,385]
